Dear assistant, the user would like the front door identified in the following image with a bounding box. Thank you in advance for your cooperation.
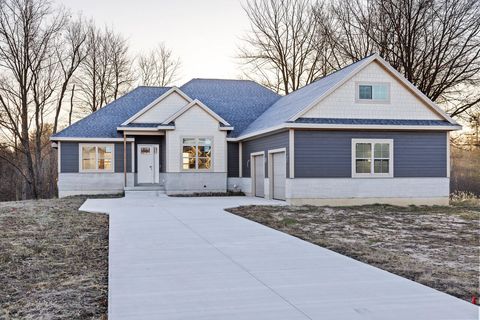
[137,144,159,184]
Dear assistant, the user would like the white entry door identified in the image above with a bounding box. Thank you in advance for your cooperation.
[137,144,159,184]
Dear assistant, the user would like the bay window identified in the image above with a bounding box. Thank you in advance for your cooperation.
[182,137,212,170]
[352,139,393,177]
[80,144,114,172]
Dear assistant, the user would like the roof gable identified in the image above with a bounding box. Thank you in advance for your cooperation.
[239,54,457,138]
[123,87,192,125]
[163,99,231,127]
[301,60,443,121]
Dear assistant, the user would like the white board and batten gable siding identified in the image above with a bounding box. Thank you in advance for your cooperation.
[132,91,189,123]
[166,104,227,173]
[303,61,443,120]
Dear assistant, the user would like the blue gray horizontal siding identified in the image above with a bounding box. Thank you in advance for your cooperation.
[60,142,132,173]
[115,143,132,173]
[242,131,289,178]
[60,142,79,173]
[227,142,239,177]
[294,130,447,178]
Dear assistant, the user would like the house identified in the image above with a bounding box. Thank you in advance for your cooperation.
[50,54,461,205]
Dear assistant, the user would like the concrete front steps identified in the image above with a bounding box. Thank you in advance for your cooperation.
[124,185,166,198]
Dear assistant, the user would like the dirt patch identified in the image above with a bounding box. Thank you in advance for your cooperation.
[227,202,480,303]
[0,197,108,319]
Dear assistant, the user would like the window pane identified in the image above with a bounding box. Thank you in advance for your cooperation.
[373,84,388,100]
[182,138,196,146]
[356,159,371,173]
[356,143,371,158]
[198,157,211,169]
[182,145,196,169]
[182,157,196,169]
[374,159,389,173]
[98,146,113,170]
[197,145,212,157]
[198,138,212,146]
[374,143,389,158]
[82,146,96,170]
[359,85,372,99]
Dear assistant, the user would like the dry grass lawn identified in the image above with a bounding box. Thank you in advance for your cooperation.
[227,199,480,304]
[0,197,108,319]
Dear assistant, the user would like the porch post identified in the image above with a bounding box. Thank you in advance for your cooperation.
[123,132,127,187]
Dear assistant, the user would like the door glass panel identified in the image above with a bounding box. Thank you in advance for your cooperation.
[140,147,151,154]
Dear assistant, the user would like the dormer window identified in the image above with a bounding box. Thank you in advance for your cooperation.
[356,82,390,103]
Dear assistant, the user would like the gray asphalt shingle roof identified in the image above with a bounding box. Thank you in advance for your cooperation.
[180,79,281,137]
[53,86,171,138]
[52,55,452,140]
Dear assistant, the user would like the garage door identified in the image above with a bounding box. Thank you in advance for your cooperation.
[272,152,286,200]
[253,154,265,197]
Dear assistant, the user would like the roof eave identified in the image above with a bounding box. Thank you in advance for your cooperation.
[228,122,461,141]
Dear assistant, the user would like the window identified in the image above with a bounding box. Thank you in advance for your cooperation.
[357,83,390,102]
[80,144,114,172]
[352,139,393,177]
[182,137,212,170]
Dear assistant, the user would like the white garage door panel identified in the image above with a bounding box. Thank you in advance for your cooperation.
[272,152,286,200]
[254,155,265,198]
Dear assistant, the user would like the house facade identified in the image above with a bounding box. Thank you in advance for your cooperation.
[51,54,460,205]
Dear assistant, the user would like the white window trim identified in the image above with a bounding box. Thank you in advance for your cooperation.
[351,139,394,178]
[180,136,214,172]
[79,143,115,173]
[355,82,391,104]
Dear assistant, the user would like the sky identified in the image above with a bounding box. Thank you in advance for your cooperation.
[59,0,251,85]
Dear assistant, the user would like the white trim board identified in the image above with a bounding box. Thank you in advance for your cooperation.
[51,137,135,142]
[117,126,174,132]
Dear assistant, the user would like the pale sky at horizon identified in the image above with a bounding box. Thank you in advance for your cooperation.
[59,0,250,85]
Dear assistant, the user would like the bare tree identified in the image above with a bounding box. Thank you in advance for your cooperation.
[137,42,181,87]
[52,17,87,134]
[76,23,133,113]
[326,0,480,117]
[0,0,66,198]
[238,0,332,94]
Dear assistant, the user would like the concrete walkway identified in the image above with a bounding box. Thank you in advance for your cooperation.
[80,196,478,320]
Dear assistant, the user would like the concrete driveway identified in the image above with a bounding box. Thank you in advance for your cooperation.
[80,196,478,320]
